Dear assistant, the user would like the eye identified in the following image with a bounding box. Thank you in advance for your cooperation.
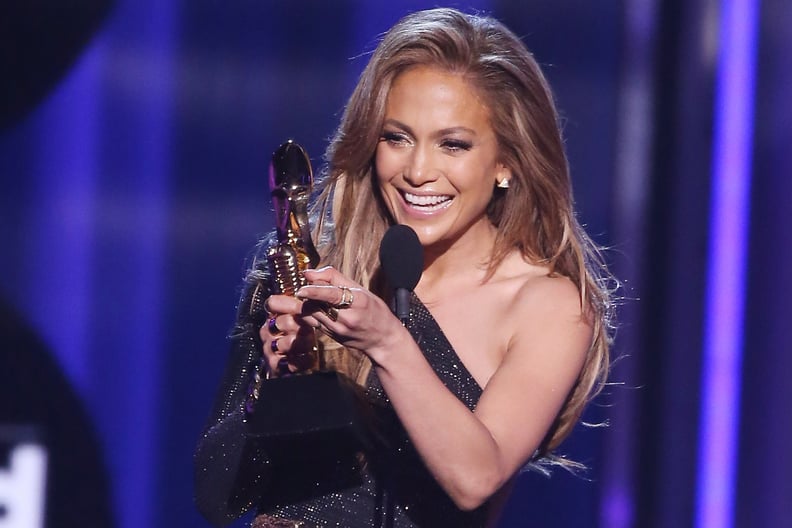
[380,131,411,146]
[440,139,472,152]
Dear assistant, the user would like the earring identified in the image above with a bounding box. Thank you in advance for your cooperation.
[496,178,510,189]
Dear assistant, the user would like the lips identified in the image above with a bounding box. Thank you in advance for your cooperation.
[402,191,453,212]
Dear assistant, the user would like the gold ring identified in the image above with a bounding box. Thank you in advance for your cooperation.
[335,286,354,309]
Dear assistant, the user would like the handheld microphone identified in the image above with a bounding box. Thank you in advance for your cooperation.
[379,224,423,325]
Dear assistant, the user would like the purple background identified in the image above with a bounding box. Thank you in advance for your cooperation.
[1,1,789,527]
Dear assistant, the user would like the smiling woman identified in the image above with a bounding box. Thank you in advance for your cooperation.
[375,66,509,254]
[195,7,617,528]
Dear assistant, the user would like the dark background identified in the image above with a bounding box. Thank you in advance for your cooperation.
[0,0,789,527]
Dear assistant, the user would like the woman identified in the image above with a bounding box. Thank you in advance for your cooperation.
[195,7,615,528]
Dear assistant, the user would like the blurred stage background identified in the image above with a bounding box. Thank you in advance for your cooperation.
[0,0,789,527]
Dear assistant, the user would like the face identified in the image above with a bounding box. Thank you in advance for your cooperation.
[375,66,509,253]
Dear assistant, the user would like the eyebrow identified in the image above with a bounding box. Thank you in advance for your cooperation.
[382,118,477,137]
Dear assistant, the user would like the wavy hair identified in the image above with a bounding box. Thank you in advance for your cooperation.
[309,7,616,465]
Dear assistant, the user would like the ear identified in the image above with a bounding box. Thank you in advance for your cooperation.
[495,164,511,189]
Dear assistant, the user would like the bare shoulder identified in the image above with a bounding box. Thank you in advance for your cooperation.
[493,256,593,363]
[493,253,583,318]
[511,271,584,319]
[472,256,595,472]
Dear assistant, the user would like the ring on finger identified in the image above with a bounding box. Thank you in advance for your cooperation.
[325,306,340,322]
[271,338,279,353]
[334,286,354,309]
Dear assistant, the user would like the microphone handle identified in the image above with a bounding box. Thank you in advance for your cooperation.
[395,288,411,325]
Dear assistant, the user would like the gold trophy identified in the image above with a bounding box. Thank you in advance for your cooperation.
[266,140,320,298]
[245,140,365,460]
[266,140,321,374]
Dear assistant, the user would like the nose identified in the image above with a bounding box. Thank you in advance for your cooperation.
[403,144,438,186]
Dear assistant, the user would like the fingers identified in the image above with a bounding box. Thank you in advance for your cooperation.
[264,294,305,316]
[263,312,307,337]
[296,268,365,326]
[296,286,365,331]
[295,284,362,310]
[303,266,357,288]
[268,334,314,366]
[261,331,317,376]
[266,268,382,357]
[259,310,317,377]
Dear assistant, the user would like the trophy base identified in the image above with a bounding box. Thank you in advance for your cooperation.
[245,371,368,462]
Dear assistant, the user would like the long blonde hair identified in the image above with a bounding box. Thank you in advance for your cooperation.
[312,7,616,462]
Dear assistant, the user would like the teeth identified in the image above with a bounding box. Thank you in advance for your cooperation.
[403,192,452,208]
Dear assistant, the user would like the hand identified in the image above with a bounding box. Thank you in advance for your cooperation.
[295,266,410,363]
[259,294,319,377]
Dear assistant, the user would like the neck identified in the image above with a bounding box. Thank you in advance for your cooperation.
[418,220,498,298]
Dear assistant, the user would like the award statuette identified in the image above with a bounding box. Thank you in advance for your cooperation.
[266,140,320,299]
[245,140,365,461]
[266,139,321,375]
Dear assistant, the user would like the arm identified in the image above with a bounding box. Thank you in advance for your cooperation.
[195,275,362,526]
[193,280,271,526]
[296,268,592,511]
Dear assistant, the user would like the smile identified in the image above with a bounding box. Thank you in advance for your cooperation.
[402,191,453,212]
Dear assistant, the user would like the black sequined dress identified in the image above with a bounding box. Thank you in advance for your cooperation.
[194,285,489,528]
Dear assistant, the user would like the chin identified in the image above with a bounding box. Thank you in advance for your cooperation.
[407,226,448,249]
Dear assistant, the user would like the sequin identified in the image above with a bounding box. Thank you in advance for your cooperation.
[195,285,488,527]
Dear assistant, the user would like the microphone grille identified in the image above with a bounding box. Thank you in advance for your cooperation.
[379,224,423,290]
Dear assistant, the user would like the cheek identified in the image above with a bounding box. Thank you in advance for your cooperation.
[374,147,401,185]
[455,167,497,206]
[373,150,396,207]
[449,162,492,193]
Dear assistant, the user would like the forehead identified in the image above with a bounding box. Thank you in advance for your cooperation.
[385,66,492,126]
